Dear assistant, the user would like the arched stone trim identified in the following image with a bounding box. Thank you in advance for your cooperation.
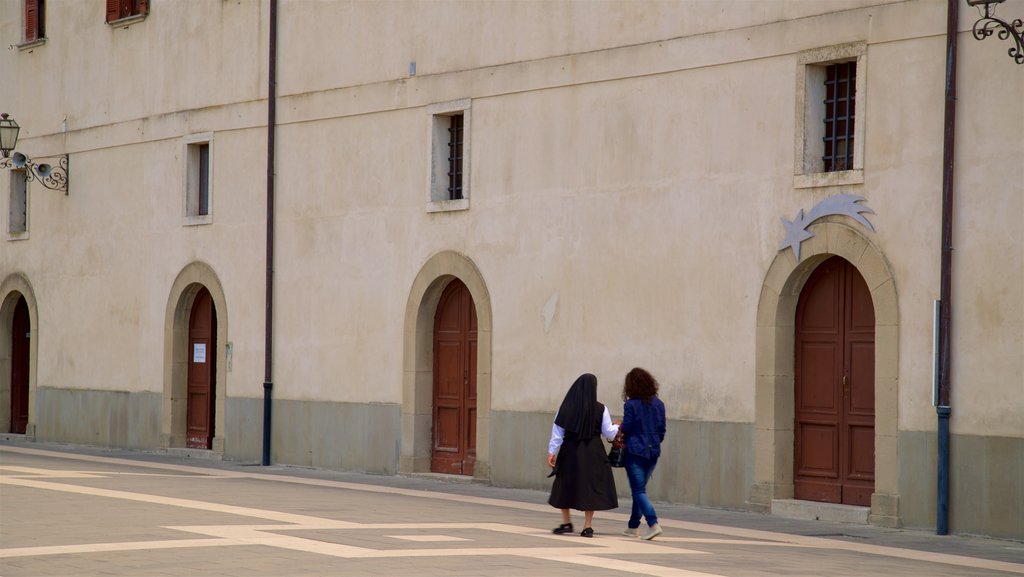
[401,251,493,480]
[163,262,229,453]
[0,274,39,438]
[751,220,900,527]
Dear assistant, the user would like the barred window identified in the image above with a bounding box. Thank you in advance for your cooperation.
[427,99,470,211]
[447,114,464,200]
[823,62,856,172]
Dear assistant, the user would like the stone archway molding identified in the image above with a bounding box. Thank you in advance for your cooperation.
[0,273,39,438]
[401,251,493,480]
[162,262,228,453]
[751,220,900,527]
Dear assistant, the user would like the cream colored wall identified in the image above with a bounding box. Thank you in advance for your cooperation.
[2,0,1021,446]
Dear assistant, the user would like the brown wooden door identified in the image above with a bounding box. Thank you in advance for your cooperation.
[9,297,30,434]
[186,288,216,449]
[794,256,875,506]
[431,279,477,476]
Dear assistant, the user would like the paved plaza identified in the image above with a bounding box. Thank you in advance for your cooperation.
[0,441,1021,576]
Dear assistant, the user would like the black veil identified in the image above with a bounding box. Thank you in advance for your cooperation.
[554,373,602,438]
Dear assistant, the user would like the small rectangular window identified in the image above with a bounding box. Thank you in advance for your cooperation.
[184,134,213,225]
[427,99,471,211]
[823,62,856,172]
[794,43,866,188]
[197,143,210,216]
[24,0,45,43]
[106,0,148,23]
[9,169,28,235]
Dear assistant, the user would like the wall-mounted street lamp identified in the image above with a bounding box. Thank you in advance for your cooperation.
[0,113,69,194]
[967,0,1024,64]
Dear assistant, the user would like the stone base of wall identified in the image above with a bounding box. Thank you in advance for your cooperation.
[224,397,402,474]
[33,387,161,449]
[899,430,1023,540]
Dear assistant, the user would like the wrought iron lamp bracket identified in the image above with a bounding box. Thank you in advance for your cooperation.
[970,1,1024,65]
[0,153,69,194]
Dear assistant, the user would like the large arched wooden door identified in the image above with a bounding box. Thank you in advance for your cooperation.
[794,256,875,506]
[9,296,30,434]
[431,279,477,475]
[186,288,217,449]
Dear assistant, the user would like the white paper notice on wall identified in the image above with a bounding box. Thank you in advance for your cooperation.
[193,343,206,363]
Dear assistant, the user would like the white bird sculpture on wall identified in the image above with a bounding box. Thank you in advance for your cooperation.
[779,194,876,262]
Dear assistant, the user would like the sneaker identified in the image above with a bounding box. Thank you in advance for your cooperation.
[641,523,663,541]
[580,527,594,538]
[552,523,574,535]
[622,527,639,537]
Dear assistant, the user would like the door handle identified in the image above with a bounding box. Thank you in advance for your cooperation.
[843,374,849,401]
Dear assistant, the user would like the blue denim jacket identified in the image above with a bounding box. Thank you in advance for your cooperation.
[621,397,666,460]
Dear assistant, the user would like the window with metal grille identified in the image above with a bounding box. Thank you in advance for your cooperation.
[427,99,470,210]
[447,114,464,200]
[823,62,856,172]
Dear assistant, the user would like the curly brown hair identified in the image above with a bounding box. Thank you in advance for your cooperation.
[622,367,659,402]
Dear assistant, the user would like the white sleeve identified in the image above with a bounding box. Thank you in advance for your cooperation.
[601,407,620,441]
[548,422,565,454]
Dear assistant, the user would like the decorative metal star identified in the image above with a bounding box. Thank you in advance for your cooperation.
[779,194,875,262]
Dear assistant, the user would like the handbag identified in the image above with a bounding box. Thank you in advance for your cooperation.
[608,432,626,467]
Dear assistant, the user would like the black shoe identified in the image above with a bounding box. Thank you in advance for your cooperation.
[552,523,574,534]
[580,527,594,538]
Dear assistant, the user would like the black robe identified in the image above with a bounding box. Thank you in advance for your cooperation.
[548,374,618,511]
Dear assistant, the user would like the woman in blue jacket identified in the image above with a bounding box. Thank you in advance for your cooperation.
[619,367,667,540]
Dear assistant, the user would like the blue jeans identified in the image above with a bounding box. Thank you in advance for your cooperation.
[624,453,658,528]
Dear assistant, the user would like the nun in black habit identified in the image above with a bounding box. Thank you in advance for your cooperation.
[546,373,620,537]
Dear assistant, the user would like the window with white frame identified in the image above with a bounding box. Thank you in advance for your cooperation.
[794,42,866,188]
[9,169,28,237]
[427,99,471,212]
[183,133,213,225]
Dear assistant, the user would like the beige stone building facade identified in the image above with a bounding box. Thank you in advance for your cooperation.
[1,0,1021,540]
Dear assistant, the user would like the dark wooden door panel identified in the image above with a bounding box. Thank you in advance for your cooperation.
[796,423,838,474]
[798,343,840,413]
[431,280,477,476]
[795,257,875,506]
[186,289,216,450]
[848,341,875,414]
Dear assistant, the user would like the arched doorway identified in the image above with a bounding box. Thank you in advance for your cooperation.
[431,279,477,475]
[186,287,217,449]
[164,263,228,453]
[752,223,899,526]
[794,256,875,506]
[9,296,29,434]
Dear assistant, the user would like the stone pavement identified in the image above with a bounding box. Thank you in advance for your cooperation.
[0,440,1021,577]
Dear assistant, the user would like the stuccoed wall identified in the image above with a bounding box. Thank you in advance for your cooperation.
[1,0,1021,538]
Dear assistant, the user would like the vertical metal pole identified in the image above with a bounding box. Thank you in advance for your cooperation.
[262,0,278,467]
[936,0,959,535]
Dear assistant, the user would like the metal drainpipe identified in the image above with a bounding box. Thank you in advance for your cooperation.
[262,0,278,467]
[936,0,959,535]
